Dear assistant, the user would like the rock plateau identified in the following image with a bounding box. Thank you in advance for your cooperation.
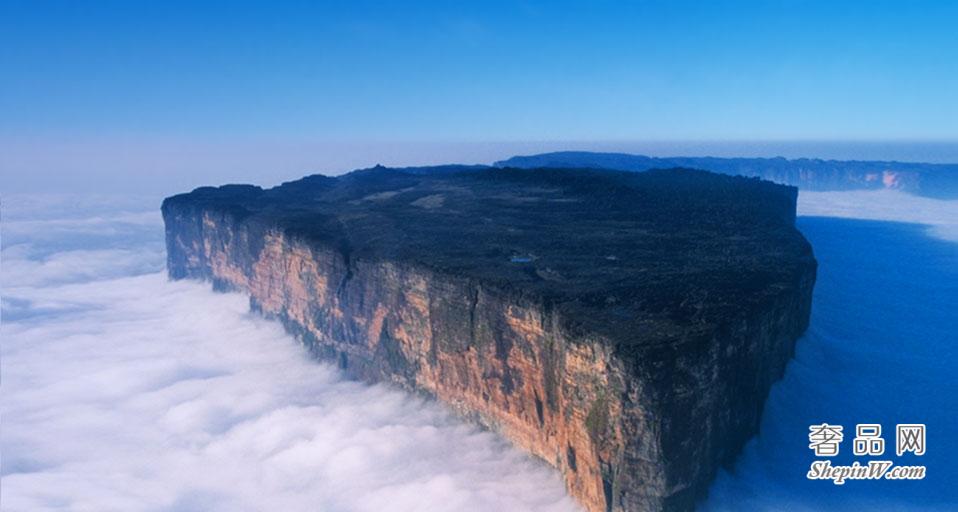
[162,166,817,512]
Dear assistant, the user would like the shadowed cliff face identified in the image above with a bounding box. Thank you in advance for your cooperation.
[162,166,816,512]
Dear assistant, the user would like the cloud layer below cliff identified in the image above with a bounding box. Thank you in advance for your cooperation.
[705,192,957,510]
[4,189,955,511]
[1,195,577,512]
[798,189,958,242]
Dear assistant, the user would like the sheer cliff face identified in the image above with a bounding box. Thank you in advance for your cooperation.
[162,167,816,512]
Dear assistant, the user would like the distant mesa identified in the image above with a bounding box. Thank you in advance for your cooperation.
[496,151,958,199]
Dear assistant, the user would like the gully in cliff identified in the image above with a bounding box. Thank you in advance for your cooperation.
[162,165,817,512]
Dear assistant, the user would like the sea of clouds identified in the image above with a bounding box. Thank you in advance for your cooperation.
[3,189,956,512]
[0,195,578,512]
[704,190,958,511]
[798,189,958,243]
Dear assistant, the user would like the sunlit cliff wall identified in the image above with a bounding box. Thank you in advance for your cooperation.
[162,194,814,512]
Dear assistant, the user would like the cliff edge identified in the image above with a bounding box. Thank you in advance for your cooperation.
[162,166,817,512]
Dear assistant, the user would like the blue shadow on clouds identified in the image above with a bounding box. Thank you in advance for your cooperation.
[704,217,958,511]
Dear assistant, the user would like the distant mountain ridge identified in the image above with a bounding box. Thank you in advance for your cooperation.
[495,151,958,198]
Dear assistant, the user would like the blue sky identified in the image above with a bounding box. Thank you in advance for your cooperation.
[2,0,957,192]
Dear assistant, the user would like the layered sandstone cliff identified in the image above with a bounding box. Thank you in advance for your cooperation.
[162,166,816,512]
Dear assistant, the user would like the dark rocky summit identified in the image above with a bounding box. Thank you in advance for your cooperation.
[497,151,958,198]
[162,166,817,512]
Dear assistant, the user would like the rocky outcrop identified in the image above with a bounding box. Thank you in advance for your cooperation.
[162,166,816,512]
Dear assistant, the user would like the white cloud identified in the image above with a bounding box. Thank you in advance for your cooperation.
[798,189,958,242]
[1,198,578,512]
[13,189,953,512]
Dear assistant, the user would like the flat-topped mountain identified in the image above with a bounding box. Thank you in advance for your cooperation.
[496,151,958,198]
[162,166,817,512]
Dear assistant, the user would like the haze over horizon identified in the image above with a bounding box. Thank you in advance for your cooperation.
[5,139,958,196]
[2,1,957,193]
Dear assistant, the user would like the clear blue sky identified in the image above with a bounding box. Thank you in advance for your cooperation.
[2,0,957,192]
